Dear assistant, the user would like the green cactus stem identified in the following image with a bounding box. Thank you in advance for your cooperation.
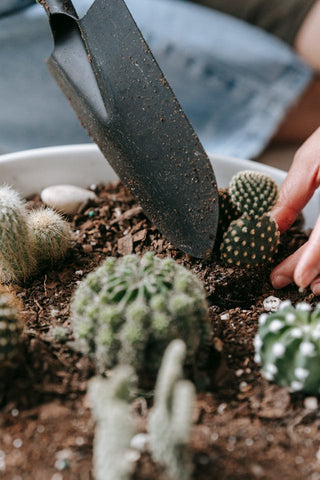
[88,366,137,480]
[28,207,71,266]
[0,287,23,365]
[0,184,36,284]
[220,213,280,267]
[149,339,195,480]
[255,300,320,393]
[70,252,209,375]
[229,170,278,216]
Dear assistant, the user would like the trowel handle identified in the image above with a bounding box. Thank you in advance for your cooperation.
[38,0,78,18]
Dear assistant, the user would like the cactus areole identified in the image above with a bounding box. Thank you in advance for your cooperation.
[255,301,320,393]
[71,252,209,374]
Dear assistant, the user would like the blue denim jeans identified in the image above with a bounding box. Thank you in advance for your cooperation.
[0,0,313,158]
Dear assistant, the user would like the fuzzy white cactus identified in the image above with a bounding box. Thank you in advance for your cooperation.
[0,184,72,284]
[88,366,138,480]
[0,185,36,283]
[28,207,71,266]
[149,339,195,480]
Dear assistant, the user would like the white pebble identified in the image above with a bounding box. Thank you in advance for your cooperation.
[130,433,149,452]
[220,313,230,321]
[304,397,318,410]
[41,185,97,215]
[13,438,22,448]
[263,296,282,312]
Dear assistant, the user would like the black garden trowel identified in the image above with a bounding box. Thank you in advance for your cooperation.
[39,0,219,258]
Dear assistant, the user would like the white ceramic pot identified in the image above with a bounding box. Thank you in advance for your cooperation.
[0,144,318,229]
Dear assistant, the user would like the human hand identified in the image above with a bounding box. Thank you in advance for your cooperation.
[270,127,320,294]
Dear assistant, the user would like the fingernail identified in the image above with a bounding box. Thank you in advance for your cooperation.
[312,284,320,296]
[271,274,292,289]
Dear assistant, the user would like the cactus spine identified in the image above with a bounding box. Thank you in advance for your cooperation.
[149,339,195,480]
[255,301,320,393]
[0,287,23,365]
[71,252,209,375]
[88,366,137,480]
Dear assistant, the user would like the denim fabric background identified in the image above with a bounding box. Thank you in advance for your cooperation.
[0,0,313,158]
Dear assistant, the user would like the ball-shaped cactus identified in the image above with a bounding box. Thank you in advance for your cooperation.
[220,213,280,267]
[28,208,71,266]
[255,301,320,393]
[70,252,209,374]
[229,170,278,216]
[0,288,22,364]
[0,184,37,284]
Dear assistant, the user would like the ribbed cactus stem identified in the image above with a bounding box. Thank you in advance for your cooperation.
[88,366,137,480]
[149,340,195,480]
[255,301,320,393]
[0,185,36,284]
[0,287,22,365]
[71,253,209,375]
[28,207,71,266]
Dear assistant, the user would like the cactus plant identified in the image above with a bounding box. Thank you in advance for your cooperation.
[0,184,72,284]
[0,184,36,284]
[229,170,278,216]
[70,252,209,374]
[149,339,195,480]
[28,207,71,266]
[0,287,23,365]
[220,213,280,267]
[88,365,137,480]
[254,300,320,393]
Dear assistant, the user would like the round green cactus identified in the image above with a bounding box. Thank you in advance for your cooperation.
[255,301,320,393]
[229,170,278,216]
[71,252,209,374]
[220,213,280,267]
[28,208,71,266]
[0,288,22,365]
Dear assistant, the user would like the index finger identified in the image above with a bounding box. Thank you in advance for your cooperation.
[270,127,320,233]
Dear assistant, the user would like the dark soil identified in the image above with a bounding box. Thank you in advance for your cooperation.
[0,180,319,480]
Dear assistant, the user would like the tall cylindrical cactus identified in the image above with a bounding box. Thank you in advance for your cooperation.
[88,366,137,480]
[71,252,209,375]
[149,340,195,480]
[255,301,320,393]
[0,185,36,283]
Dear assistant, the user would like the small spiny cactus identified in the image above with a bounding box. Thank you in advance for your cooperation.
[28,207,71,266]
[0,287,23,365]
[0,185,36,283]
[220,213,280,267]
[0,184,72,284]
[70,252,209,375]
[219,171,280,267]
[149,339,195,480]
[255,300,320,393]
[88,366,137,480]
[229,170,278,216]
